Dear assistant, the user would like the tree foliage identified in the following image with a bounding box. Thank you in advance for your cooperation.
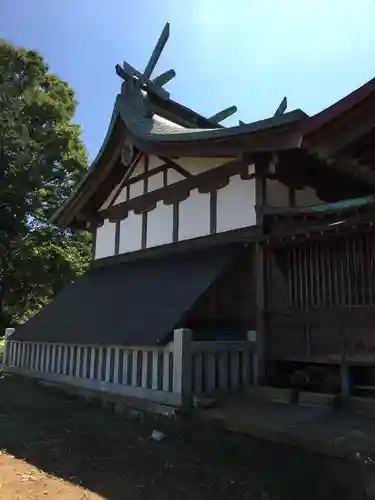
[0,40,91,330]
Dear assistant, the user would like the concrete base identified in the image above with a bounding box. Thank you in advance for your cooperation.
[11,372,177,418]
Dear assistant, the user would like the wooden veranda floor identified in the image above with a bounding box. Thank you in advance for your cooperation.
[199,390,375,461]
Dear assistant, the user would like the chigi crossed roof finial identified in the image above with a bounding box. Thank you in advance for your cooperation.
[115,22,241,125]
[115,23,288,126]
[115,22,175,100]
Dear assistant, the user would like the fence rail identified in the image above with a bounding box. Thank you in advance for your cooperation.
[3,330,255,406]
[191,341,254,394]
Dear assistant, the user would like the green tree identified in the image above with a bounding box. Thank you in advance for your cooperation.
[0,40,91,330]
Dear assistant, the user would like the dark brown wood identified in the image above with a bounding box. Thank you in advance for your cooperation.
[288,186,295,207]
[210,191,217,234]
[367,234,375,307]
[159,157,193,178]
[91,227,97,260]
[91,226,261,269]
[306,97,375,157]
[108,153,143,208]
[315,241,322,307]
[143,155,149,193]
[100,160,245,223]
[182,247,256,338]
[141,155,149,249]
[303,241,309,310]
[55,120,127,228]
[267,226,375,366]
[114,221,120,255]
[254,156,270,383]
[265,210,375,244]
[287,248,293,308]
[173,202,179,242]
[142,213,147,249]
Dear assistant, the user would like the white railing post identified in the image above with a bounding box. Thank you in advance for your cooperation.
[172,328,192,406]
[3,328,15,367]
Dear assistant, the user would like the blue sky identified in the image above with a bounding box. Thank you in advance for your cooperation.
[2,0,375,161]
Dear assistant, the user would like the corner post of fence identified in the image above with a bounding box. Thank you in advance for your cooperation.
[172,328,192,406]
[3,328,15,367]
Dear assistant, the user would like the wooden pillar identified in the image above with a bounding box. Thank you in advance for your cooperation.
[340,324,351,397]
[254,155,269,384]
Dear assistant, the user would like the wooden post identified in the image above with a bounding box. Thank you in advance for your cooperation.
[340,324,350,397]
[254,156,269,384]
[172,328,192,406]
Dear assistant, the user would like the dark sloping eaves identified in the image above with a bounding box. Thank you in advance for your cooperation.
[302,76,375,135]
[13,245,242,346]
[52,102,306,228]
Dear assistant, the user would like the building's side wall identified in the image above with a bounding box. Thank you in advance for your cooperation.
[93,155,256,260]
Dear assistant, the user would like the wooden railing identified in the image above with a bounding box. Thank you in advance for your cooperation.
[190,341,254,395]
[3,329,255,406]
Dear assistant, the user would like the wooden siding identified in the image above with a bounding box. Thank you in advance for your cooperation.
[267,231,375,363]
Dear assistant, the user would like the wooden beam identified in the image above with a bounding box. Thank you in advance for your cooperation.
[265,211,375,244]
[159,157,193,178]
[308,99,375,156]
[101,160,245,223]
[107,153,143,208]
[91,227,97,260]
[91,226,261,269]
[114,221,120,255]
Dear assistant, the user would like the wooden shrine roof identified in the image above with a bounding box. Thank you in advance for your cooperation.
[51,22,375,229]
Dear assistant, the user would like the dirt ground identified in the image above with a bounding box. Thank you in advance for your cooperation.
[0,376,370,499]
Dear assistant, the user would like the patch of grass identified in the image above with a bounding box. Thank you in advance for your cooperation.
[0,339,4,355]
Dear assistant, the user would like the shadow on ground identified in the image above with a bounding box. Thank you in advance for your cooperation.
[0,376,369,499]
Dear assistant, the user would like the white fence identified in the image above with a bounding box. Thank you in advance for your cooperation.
[3,329,255,406]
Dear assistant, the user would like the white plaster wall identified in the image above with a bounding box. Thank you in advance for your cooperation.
[95,220,116,259]
[113,186,127,205]
[167,169,186,185]
[148,155,164,171]
[129,160,145,179]
[119,212,143,254]
[175,157,234,175]
[129,180,144,199]
[147,171,164,192]
[295,186,324,206]
[216,175,256,233]
[99,183,121,211]
[110,157,146,206]
[146,201,173,248]
[266,179,289,207]
[178,189,210,241]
